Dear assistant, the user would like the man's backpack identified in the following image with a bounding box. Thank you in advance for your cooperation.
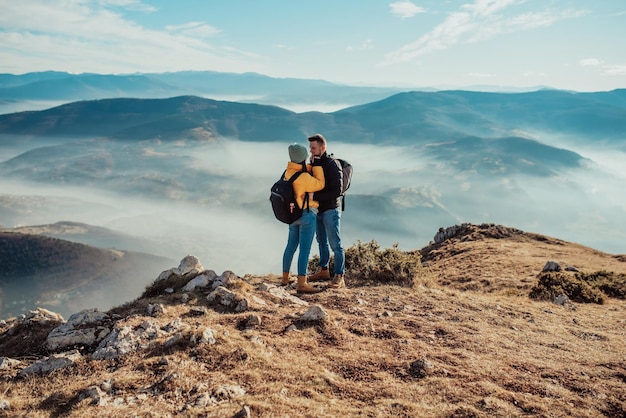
[269,169,310,224]
[333,157,353,210]
[336,158,352,195]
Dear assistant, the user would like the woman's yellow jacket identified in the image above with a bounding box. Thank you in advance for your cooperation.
[284,161,325,210]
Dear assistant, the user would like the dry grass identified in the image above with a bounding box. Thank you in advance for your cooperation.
[1,224,625,417]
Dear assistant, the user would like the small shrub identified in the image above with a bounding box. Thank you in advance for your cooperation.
[309,240,428,288]
[529,272,605,304]
[575,270,626,299]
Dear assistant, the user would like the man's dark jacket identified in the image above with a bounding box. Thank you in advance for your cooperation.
[313,152,343,213]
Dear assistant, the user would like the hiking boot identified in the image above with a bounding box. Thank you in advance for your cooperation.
[280,271,295,286]
[308,267,330,282]
[297,275,321,294]
[327,274,345,289]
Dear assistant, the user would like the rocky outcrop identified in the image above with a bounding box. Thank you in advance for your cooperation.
[46,309,111,351]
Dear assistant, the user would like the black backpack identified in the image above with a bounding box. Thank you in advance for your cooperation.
[332,157,353,210]
[336,158,352,195]
[270,167,310,224]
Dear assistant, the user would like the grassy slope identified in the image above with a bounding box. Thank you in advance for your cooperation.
[0,224,624,417]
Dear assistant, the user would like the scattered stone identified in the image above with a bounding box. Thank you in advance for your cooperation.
[258,283,308,306]
[183,270,217,291]
[188,307,207,316]
[19,350,82,377]
[207,286,250,312]
[300,305,329,322]
[233,405,252,418]
[213,385,246,400]
[408,358,434,378]
[78,386,107,406]
[146,303,166,317]
[243,314,262,329]
[554,294,570,306]
[0,400,9,410]
[542,261,562,272]
[46,309,111,352]
[178,255,204,275]
[156,255,204,282]
[0,357,21,369]
[565,265,579,272]
[200,328,217,345]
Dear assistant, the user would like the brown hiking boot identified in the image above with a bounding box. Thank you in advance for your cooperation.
[308,267,331,282]
[296,275,321,294]
[280,271,295,286]
[327,274,345,289]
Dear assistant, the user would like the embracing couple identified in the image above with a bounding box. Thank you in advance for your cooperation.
[280,133,345,294]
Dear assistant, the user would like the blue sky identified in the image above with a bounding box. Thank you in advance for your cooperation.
[0,0,625,91]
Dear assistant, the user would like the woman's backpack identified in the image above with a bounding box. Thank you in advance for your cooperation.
[269,169,310,224]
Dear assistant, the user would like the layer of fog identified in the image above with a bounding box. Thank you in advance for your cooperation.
[2,138,626,318]
[0,100,69,115]
[2,138,625,261]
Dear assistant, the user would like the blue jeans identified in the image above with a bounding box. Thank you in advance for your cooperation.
[282,208,318,276]
[316,208,345,275]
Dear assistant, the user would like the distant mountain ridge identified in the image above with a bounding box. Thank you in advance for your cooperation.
[1,90,624,146]
[0,71,409,109]
[0,230,174,319]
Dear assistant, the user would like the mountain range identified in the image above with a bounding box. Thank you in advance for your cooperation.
[0,70,409,113]
[1,71,626,318]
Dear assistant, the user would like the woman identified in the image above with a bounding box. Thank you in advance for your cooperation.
[281,143,325,293]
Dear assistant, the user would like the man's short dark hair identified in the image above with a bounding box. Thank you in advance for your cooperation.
[307,133,327,146]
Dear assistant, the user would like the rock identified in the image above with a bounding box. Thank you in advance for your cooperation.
[46,309,111,352]
[183,270,217,291]
[146,304,166,317]
[300,305,329,321]
[156,255,204,282]
[242,314,262,329]
[258,283,308,306]
[207,286,250,312]
[553,294,570,305]
[0,357,22,369]
[23,308,64,324]
[78,386,107,406]
[408,358,434,378]
[178,255,204,275]
[19,350,82,377]
[542,260,562,272]
[233,405,251,418]
[198,327,217,345]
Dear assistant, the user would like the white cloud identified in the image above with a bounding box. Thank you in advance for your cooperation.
[579,58,604,67]
[166,22,220,38]
[383,0,589,65]
[579,58,626,77]
[98,0,156,12]
[0,0,258,74]
[389,1,426,19]
[601,65,626,76]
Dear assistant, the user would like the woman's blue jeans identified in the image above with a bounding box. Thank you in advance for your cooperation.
[316,207,345,275]
[282,208,318,276]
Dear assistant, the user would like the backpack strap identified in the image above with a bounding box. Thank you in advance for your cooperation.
[286,168,310,213]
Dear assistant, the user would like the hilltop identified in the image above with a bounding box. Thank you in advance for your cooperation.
[0,231,174,318]
[0,223,624,417]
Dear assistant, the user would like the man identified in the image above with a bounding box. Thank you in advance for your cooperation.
[307,133,345,288]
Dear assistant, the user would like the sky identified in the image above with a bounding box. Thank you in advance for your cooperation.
[0,0,625,91]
